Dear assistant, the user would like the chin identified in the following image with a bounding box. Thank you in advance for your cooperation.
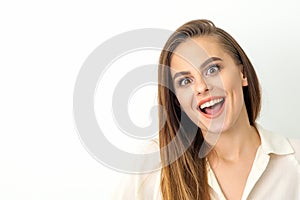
[197,116,228,133]
[207,124,226,135]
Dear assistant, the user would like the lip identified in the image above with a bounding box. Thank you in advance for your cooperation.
[197,96,226,119]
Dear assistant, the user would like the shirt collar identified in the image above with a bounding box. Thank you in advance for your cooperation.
[256,124,294,155]
[206,124,295,199]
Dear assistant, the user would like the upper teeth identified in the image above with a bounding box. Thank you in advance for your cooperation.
[200,98,224,109]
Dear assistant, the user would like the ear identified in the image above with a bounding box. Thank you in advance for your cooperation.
[242,76,248,86]
[240,65,248,86]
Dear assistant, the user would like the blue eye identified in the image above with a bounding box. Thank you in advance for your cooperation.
[205,64,220,76]
[178,77,193,86]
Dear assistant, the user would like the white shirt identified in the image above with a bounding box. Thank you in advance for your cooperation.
[115,125,300,200]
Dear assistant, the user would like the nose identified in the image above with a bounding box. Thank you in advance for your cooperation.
[194,76,209,95]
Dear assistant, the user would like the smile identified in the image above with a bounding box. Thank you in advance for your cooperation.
[198,97,225,118]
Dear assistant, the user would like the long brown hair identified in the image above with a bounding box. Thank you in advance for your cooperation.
[158,19,261,200]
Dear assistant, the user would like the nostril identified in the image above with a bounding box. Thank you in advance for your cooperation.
[195,84,209,95]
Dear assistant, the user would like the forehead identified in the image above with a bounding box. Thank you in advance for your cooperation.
[170,36,226,71]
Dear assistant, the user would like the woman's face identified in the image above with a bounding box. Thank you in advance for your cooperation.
[170,36,248,135]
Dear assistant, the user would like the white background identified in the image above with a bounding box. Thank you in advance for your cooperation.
[1,0,300,199]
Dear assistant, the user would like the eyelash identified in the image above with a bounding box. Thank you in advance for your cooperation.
[175,64,222,87]
[204,64,221,76]
[177,77,193,87]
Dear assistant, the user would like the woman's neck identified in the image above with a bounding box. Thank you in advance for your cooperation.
[206,110,261,163]
[215,125,259,161]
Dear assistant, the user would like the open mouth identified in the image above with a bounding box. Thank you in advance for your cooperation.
[198,97,225,118]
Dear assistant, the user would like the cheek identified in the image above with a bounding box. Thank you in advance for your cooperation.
[223,77,245,113]
[175,88,195,113]
[176,89,192,108]
[219,71,243,93]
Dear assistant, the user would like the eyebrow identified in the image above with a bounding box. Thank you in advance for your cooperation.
[173,71,191,80]
[172,57,222,80]
[200,57,222,68]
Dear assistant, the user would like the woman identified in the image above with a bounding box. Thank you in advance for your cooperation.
[116,19,300,200]
[157,19,300,200]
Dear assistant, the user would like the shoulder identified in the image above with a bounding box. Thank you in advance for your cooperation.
[137,139,161,198]
[287,138,300,163]
[113,139,161,199]
[256,124,294,155]
[256,124,300,163]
